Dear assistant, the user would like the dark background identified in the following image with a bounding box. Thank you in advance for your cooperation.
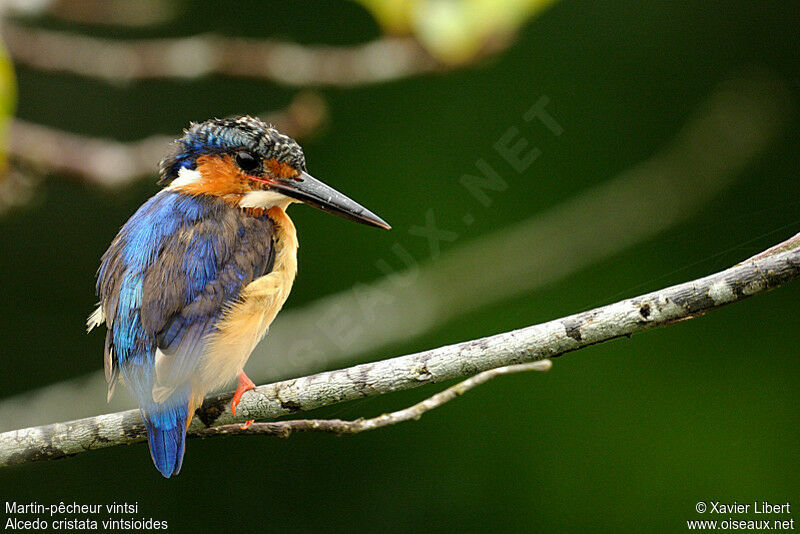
[1,0,799,532]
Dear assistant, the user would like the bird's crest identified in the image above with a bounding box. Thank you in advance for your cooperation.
[158,115,306,185]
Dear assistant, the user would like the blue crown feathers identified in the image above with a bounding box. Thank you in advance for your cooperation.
[158,116,306,184]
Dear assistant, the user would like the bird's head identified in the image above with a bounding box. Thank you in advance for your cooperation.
[159,116,390,229]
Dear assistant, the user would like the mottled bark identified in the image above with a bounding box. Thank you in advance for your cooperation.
[0,232,798,468]
[194,361,553,438]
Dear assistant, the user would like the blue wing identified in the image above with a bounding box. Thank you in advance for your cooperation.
[96,190,274,476]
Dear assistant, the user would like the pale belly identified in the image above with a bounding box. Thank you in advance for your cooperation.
[192,207,298,405]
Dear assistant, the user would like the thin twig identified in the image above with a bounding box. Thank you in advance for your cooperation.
[193,360,553,438]
[3,21,445,86]
[0,232,798,467]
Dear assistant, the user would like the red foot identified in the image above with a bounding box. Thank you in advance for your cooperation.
[241,419,255,430]
[231,371,256,417]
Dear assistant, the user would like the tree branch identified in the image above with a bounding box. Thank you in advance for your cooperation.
[0,231,798,468]
[194,360,553,438]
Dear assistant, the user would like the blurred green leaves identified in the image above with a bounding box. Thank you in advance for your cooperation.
[354,0,559,63]
[0,37,16,173]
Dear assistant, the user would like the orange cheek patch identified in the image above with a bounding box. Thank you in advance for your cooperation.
[195,155,248,195]
[171,155,293,201]
[265,159,300,179]
[175,154,257,199]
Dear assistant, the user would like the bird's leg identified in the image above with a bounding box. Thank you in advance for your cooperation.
[231,371,256,429]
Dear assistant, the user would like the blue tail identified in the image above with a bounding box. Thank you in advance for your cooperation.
[142,406,188,478]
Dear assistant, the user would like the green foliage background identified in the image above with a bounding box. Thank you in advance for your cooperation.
[0,1,799,531]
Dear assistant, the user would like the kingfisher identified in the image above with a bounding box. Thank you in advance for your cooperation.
[87,116,390,477]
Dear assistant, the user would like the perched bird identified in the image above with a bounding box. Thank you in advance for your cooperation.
[88,116,389,477]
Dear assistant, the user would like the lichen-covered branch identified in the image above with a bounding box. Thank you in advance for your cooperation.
[193,360,553,438]
[0,231,797,468]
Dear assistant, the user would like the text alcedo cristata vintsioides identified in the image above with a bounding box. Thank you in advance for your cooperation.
[87,116,390,477]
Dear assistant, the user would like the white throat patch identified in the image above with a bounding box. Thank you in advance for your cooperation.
[167,167,202,189]
[239,190,294,210]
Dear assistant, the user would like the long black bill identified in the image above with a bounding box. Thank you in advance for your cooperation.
[273,171,391,230]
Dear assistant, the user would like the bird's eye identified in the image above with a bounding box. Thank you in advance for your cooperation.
[235,151,259,173]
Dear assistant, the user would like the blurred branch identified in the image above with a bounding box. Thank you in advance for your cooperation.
[7,92,327,186]
[3,20,445,86]
[0,72,791,430]
[0,232,798,467]
[45,0,178,27]
[2,0,177,26]
[195,360,553,438]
